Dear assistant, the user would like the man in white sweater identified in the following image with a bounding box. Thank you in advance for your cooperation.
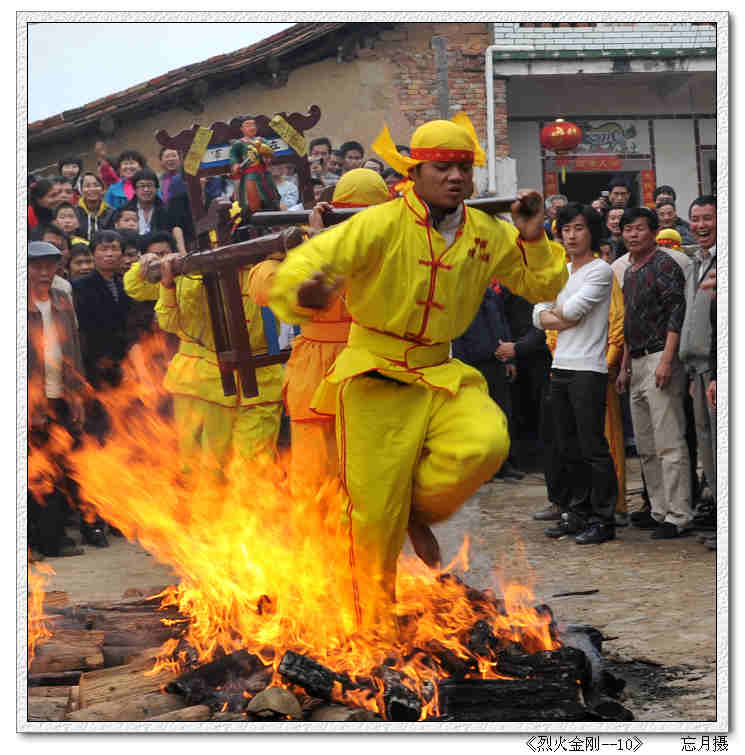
[533,204,617,545]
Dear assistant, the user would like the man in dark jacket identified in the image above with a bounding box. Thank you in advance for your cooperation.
[452,285,524,480]
[124,168,172,237]
[72,230,135,443]
[163,170,196,253]
[496,288,553,474]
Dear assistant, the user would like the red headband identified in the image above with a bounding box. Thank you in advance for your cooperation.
[409,147,474,163]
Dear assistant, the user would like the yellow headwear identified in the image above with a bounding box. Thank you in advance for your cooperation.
[331,168,390,208]
[372,112,486,181]
[656,228,682,250]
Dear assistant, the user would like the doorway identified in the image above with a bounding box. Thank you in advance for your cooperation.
[560,171,640,206]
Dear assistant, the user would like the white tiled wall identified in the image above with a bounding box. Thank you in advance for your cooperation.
[491,22,716,51]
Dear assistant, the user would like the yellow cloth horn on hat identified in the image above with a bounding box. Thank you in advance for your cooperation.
[372,125,414,177]
[450,111,486,167]
[372,112,486,180]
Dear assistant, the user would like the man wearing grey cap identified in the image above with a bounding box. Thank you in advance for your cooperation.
[28,241,85,425]
[27,241,89,557]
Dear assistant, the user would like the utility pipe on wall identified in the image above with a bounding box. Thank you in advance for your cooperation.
[484,44,499,195]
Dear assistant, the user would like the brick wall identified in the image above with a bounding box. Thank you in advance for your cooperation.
[491,21,716,51]
[372,23,510,157]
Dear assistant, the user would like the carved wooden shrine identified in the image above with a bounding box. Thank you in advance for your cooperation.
[151,107,322,398]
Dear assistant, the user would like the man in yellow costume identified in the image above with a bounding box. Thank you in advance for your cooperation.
[269,115,568,628]
[154,253,283,476]
[250,168,391,495]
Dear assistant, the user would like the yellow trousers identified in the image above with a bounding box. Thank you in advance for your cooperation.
[604,381,627,514]
[173,396,282,474]
[289,419,339,496]
[335,374,509,627]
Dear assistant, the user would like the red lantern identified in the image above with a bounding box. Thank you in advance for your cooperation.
[540,118,583,183]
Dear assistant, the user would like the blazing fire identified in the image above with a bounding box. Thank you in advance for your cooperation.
[27,336,559,719]
[28,560,55,664]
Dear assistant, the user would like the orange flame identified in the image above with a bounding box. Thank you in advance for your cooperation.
[28,560,55,665]
[28,336,559,718]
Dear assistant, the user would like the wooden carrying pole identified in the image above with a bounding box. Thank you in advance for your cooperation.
[144,227,305,398]
[245,196,519,229]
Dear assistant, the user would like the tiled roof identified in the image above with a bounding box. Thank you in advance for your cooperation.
[28,22,348,145]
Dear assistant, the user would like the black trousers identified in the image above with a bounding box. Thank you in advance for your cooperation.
[475,358,517,465]
[540,380,587,508]
[28,398,105,555]
[683,391,700,499]
[28,399,79,556]
[550,369,617,525]
[513,353,551,472]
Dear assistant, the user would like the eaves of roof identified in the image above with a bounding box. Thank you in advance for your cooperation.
[28,21,349,147]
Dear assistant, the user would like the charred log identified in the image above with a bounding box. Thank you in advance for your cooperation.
[166,649,271,711]
[466,619,501,660]
[495,646,591,689]
[372,665,422,722]
[422,640,478,677]
[437,677,591,722]
[278,650,347,701]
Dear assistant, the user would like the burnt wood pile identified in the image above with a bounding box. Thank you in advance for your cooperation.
[27,584,633,723]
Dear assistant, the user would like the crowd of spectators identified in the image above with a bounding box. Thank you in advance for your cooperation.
[26,128,718,558]
[530,184,717,548]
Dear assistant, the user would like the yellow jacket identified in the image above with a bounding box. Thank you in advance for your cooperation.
[251,258,351,420]
[155,265,282,408]
[605,274,625,370]
[270,188,568,412]
[123,261,160,302]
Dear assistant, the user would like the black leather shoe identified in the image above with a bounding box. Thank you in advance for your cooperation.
[650,522,682,539]
[82,527,109,548]
[632,511,660,530]
[630,506,652,525]
[615,512,629,527]
[575,522,616,545]
[692,501,716,528]
[545,512,585,538]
